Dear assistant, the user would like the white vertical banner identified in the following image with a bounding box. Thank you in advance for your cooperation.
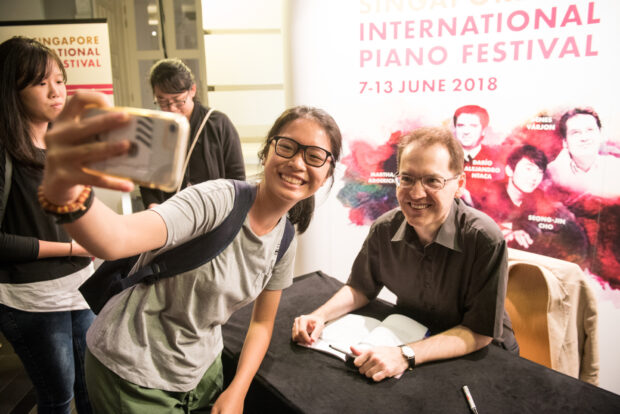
[289,0,620,393]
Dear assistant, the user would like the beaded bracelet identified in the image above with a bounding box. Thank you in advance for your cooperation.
[38,185,94,224]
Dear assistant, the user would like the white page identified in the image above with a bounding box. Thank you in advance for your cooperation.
[300,314,381,359]
[360,314,429,347]
[322,313,382,346]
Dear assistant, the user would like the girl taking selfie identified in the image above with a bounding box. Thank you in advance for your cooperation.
[39,91,342,413]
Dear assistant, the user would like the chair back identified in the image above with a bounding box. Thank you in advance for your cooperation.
[505,263,552,369]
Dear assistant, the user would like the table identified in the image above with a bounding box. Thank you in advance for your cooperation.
[222,271,620,413]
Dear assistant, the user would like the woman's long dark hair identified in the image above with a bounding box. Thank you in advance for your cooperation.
[0,36,66,169]
[258,106,342,234]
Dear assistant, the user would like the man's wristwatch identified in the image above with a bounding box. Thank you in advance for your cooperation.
[399,345,416,370]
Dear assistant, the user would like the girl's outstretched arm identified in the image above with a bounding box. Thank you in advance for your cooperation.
[41,91,167,259]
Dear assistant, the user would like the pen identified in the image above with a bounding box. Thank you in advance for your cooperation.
[462,385,479,414]
[328,343,355,359]
[328,344,357,369]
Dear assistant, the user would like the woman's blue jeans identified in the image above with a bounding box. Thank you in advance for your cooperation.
[0,303,95,414]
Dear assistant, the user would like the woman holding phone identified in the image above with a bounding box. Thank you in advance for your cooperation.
[39,91,342,413]
[0,37,94,413]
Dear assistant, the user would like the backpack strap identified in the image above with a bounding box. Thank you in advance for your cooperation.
[80,180,297,314]
[121,179,257,287]
[80,180,257,313]
[276,218,295,263]
[1,152,12,228]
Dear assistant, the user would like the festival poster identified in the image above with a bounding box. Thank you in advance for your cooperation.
[0,20,114,99]
[288,0,620,393]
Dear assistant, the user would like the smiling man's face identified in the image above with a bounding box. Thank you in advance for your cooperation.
[396,142,464,243]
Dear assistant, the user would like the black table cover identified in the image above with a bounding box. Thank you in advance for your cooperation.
[222,271,620,414]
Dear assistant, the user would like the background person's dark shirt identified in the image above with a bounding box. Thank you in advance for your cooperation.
[140,102,245,207]
[0,147,91,283]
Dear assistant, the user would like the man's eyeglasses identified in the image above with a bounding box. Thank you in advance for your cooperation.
[394,173,460,191]
[154,89,191,110]
[270,136,333,168]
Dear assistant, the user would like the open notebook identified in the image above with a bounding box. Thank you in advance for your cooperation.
[299,313,429,362]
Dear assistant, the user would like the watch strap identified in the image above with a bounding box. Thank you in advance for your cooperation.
[399,345,415,371]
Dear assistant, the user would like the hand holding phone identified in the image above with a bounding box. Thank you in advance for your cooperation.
[42,92,136,206]
[84,107,190,192]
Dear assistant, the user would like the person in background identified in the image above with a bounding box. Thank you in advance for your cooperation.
[548,107,620,199]
[547,108,620,286]
[453,105,492,163]
[39,94,342,413]
[292,126,518,382]
[474,144,549,249]
[140,58,245,208]
[0,36,94,414]
[474,143,589,266]
[452,104,503,206]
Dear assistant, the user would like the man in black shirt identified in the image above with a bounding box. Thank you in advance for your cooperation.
[292,126,517,382]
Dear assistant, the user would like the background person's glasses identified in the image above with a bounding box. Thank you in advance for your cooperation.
[154,89,191,110]
[394,173,460,191]
[270,136,333,168]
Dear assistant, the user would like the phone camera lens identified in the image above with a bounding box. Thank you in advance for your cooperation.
[169,124,177,132]
[128,142,139,158]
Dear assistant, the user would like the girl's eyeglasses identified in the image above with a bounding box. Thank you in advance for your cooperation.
[270,136,333,168]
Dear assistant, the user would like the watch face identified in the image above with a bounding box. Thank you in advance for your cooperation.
[401,346,415,370]
[401,346,415,358]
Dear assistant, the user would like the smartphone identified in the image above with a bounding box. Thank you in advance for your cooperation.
[83,107,190,192]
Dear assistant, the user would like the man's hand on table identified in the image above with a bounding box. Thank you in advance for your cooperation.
[292,314,326,345]
[351,345,409,382]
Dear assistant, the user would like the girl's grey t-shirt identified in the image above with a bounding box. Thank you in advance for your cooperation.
[86,179,295,392]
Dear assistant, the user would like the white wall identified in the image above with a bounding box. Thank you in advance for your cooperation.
[201,0,287,176]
